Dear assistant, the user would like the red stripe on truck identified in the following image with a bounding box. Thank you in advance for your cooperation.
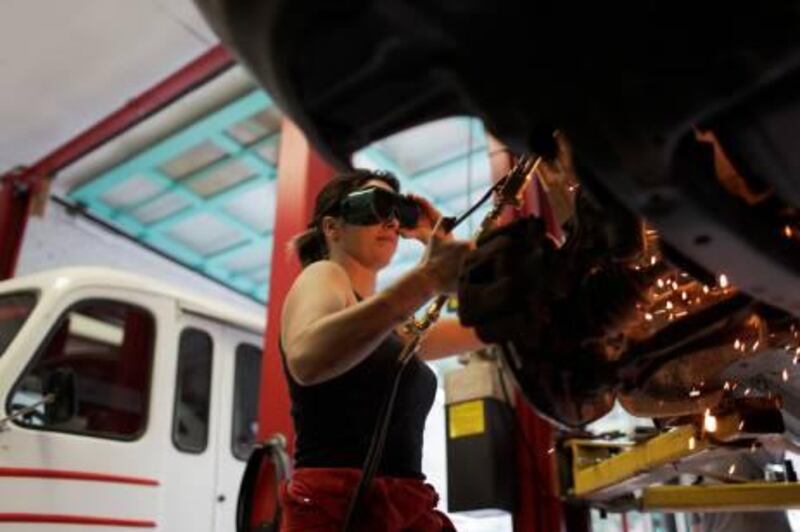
[0,467,159,486]
[0,513,155,527]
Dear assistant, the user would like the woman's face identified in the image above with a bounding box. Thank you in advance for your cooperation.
[329,179,400,270]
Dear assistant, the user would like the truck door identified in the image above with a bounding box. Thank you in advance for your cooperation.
[160,316,222,532]
[212,327,263,532]
[0,289,163,529]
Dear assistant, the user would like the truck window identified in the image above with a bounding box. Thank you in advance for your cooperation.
[232,343,262,460]
[7,299,155,439]
[0,292,37,358]
[172,328,213,453]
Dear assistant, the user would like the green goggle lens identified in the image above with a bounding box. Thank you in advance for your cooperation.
[340,187,420,228]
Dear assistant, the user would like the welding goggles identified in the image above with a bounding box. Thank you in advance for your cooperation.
[339,187,421,229]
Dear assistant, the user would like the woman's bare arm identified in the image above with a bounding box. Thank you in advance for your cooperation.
[416,318,485,361]
[281,261,437,385]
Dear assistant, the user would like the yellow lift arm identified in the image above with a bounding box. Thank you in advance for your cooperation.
[562,398,800,512]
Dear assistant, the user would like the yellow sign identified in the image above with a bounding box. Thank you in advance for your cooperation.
[448,400,485,439]
[446,296,459,313]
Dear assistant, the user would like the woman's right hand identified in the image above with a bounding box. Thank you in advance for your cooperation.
[418,217,473,294]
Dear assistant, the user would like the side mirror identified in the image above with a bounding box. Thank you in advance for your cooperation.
[44,368,77,425]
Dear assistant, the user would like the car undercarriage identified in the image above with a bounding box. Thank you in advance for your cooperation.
[195,0,800,486]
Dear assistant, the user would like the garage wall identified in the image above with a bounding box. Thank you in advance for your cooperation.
[15,198,266,317]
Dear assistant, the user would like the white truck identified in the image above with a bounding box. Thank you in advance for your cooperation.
[0,267,265,531]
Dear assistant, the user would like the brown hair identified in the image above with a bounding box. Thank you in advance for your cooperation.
[292,169,400,267]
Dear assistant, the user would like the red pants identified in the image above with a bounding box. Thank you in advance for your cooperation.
[279,468,456,531]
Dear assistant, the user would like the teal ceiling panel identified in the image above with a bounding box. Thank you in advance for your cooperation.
[221,180,277,234]
[69,90,278,304]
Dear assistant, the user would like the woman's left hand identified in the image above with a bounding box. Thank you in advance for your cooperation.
[399,194,452,243]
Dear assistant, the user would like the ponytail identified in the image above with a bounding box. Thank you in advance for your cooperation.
[291,226,328,267]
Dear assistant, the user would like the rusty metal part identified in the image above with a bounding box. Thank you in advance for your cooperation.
[462,131,800,428]
[619,313,767,417]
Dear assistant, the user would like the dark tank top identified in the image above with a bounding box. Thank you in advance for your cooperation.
[281,324,437,477]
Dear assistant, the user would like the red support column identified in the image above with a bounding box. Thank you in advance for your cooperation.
[514,395,565,532]
[0,171,37,280]
[487,136,567,532]
[253,119,334,524]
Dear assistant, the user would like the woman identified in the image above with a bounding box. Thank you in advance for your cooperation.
[279,169,483,530]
